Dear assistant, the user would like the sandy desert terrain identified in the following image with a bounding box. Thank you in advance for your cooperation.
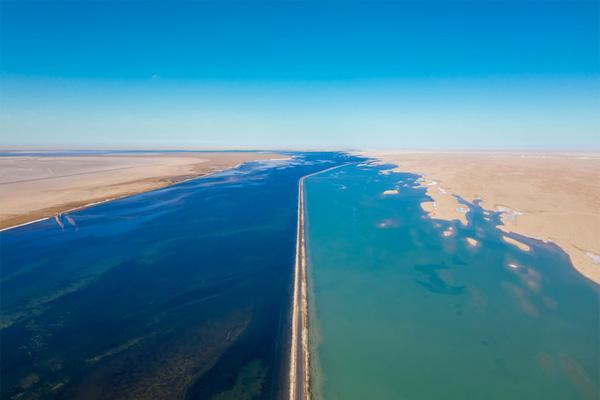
[0,152,284,230]
[367,151,600,285]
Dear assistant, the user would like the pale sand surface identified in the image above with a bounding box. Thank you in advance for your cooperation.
[0,152,284,230]
[503,235,531,252]
[466,237,479,247]
[366,151,600,285]
[415,178,465,225]
[418,183,468,225]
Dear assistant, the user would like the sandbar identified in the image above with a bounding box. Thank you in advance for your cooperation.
[503,235,531,252]
[0,152,285,230]
[365,151,600,285]
[289,163,348,400]
[466,237,478,247]
[418,183,468,226]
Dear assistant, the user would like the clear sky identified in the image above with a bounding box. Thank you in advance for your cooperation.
[1,0,598,149]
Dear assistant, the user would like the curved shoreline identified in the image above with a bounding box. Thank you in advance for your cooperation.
[362,151,600,286]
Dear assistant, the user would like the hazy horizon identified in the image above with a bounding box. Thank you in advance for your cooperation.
[1,1,598,149]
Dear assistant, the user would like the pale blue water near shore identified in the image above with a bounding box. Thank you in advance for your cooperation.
[304,163,599,400]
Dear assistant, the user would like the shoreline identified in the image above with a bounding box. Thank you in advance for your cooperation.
[363,151,600,286]
[289,173,308,400]
[0,155,287,232]
[0,166,231,233]
[289,163,353,400]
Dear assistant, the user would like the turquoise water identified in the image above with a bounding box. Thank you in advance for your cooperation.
[305,163,599,400]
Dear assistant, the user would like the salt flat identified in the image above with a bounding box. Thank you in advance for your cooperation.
[0,152,283,230]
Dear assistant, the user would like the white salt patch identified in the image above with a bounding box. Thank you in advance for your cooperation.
[586,252,600,266]
[442,227,454,237]
[377,219,397,229]
[496,205,523,222]
[54,215,64,231]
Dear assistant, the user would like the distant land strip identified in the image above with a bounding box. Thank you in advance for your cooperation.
[0,152,285,231]
[290,163,353,400]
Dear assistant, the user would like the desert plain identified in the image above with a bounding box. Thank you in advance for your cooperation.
[0,152,284,230]
[367,151,600,285]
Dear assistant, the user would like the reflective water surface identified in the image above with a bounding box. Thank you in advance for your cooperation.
[305,163,599,400]
[0,152,357,400]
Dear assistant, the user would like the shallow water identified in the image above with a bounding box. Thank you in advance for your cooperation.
[0,152,358,399]
[305,163,599,400]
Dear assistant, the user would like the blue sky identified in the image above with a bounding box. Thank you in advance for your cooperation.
[1,1,598,149]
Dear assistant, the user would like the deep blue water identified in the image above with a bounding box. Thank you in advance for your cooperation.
[0,152,359,400]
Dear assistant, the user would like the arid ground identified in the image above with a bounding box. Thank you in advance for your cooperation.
[0,152,285,230]
[366,151,600,285]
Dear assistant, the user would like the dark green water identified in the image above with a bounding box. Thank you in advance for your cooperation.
[0,152,359,400]
[304,163,599,400]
